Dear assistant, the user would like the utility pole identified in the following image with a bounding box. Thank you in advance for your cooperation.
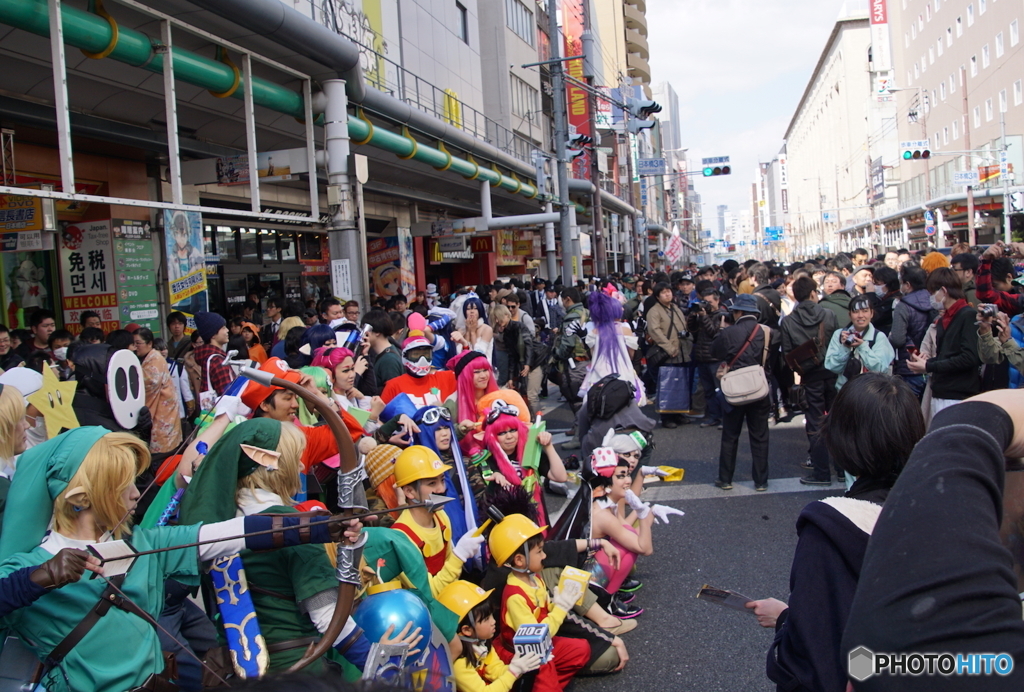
[962,65,975,247]
[1001,112,1012,244]
[581,9,606,275]
[547,0,574,285]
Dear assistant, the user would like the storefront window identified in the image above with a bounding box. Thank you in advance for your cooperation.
[216,226,237,261]
[203,225,216,256]
[281,233,297,261]
[240,228,258,261]
[299,233,324,261]
[260,230,279,262]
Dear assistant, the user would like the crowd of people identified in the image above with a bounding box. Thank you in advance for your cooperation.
[0,239,1023,691]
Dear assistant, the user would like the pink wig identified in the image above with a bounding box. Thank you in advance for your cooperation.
[452,353,497,424]
[481,413,529,484]
[311,346,355,373]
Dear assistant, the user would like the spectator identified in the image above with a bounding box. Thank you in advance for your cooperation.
[502,291,535,336]
[105,329,136,352]
[343,300,361,323]
[907,267,981,421]
[841,390,1024,692]
[492,304,532,393]
[302,308,319,327]
[710,294,772,491]
[974,242,1024,316]
[192,311,234,398]
[689,287,728,429]
[848,266,874,296]
[920,249,950,274]
[824,293,896,392]
[319,297,343,324]
[0,324,21,370]
[48,329,73,380]
[746,374,925,692]
[818,271,851,329]
[883,251,900,269]
[851,247,869,266]
[539,284,566,332]
[977,309,1024,386]
[870,266,901,335]
[261,297,284,347]
[133,328,182,453]
[15,309,56,361]
[646,282,688,429]
[780,277,838,486]
[748,263,782,329]
[888,265,933,398]
[241,322,268,363]
[79,310,102,331]
[155,337,194,424]
[951,252,980,306]
[165,311,192,361]
[79,327,105,345]
[227,317,249,360]
[362,308,403,394]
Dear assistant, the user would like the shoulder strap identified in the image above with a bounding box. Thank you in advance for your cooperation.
[816,320,826,345]
[728,322,760,369]
[760,325,771,366]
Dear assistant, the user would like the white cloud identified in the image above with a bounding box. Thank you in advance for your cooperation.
[647,0,842,220]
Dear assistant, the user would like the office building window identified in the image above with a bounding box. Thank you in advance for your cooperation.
[967,4,974,26]
[929,47,935,64]
[999,89,1007,112]
[946,26,953,45]
[456,2,468,43]
[1012,19,1020,47]
[985,98,993,121]
[912,23,917,39]
[995,32,1004,56]
[950,74,956,93]
[505,0,535,46]
[943,127,949,144]
[509,74,538,119]
[973,105,981,127]
[940,81,947,99]
[982,43,990,67]
[956,16,963,36]
[1015,80,1023,106]
[953,119,960,140]
[938,37,944,55]
[979,0,986,15]
[971,54,978,76]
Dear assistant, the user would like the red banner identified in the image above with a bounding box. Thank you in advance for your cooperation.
[870,0,887,24]
[563,0,591,180]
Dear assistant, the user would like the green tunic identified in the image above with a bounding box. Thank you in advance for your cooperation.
[0,523,201,692]
[242,505,340,673]
[0,476,9,535]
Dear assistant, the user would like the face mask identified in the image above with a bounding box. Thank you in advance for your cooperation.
[25,414,47,448]
[53,347,68,361]
[403,355,432,377]
[874,286,886,298]
[929,290,945,311]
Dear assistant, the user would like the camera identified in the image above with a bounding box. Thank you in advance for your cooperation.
[843,331,860,346]
[696,301,713,313]
[978,303,999,319]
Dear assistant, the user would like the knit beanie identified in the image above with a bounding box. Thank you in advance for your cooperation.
[194,311,226,342]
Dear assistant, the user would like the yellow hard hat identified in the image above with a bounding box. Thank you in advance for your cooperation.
[437,580,493,620]
[487,514,547,567]
[393,445,452,488]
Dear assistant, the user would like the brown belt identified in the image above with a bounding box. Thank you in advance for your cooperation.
[267,636,319,654]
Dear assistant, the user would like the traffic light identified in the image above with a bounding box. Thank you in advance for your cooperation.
[626,98,661,134]
[565,133,593,160]
[900,141,931,160]
[702,165,731,177]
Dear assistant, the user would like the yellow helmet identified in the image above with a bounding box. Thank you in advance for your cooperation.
[487,514,547,567]
[393,445,452,488]
[437,580,493,620]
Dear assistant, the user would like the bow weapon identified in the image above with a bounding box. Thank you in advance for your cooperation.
[239,366,365,672]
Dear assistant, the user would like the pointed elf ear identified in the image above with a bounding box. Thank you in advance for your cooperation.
[240,444,281,470]
[64,485,91,509]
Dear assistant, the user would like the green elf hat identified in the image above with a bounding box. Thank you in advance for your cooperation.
[178,418,283,525]
[361,527,459,641]
[0,426,109,561]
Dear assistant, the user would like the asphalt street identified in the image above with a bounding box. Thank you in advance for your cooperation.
[540,399,843,690]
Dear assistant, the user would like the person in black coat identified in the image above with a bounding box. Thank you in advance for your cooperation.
[745,374,925,692]
[709,294,773,490]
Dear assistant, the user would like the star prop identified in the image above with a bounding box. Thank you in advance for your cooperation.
[27,363,80,439]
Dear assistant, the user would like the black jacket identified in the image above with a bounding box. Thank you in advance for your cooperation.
[842,402,1024,692]
[871,290,900,335]
[710,315,769,370]
[927,303,981,400]
[754,284,783,329]
[780,301,838,383]
[688,307,728,363]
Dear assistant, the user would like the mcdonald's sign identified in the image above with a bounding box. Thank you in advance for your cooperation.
[470,236,494,253]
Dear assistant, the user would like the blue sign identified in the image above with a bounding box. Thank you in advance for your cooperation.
[763,239,770,245]
[701,156,730,165]
[702,230,713,238]
[764,225,783,239]
[822,211,836,223]
[924,210,935,223]
[739,240,746,246]
[637,158,667,176]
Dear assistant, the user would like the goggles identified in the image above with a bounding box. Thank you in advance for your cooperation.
[418,406,452,426]
[486,399,520,426]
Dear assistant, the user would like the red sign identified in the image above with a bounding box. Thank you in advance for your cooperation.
[870,0,887,24]
[562,0,591,180]
[470,236,494,253]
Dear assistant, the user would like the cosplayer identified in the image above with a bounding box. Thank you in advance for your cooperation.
[390,445,484,596]
[0,427,362,691]
[448,350,498,447]
[312,346,384,434]
[242,322,268,363]
[473,400,567,528]
[488,514,590,691]
[458,297,493,362]
[412,405,483,542]
[380,330,458,406]
[439,580,543,691]
[0,382,29,532]
[579,288,646,406]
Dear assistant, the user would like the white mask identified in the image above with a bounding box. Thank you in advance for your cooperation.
[24,414,47,448]
[403,355,432,377]
[929,290,946,312]
[874,285,886,298]
[53,347,68,361]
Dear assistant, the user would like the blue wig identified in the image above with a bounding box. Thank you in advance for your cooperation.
[462,297,488,325]
[412,405,479,548]
[302,323,337,352]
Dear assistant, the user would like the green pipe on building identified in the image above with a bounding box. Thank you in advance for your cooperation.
[0,0,542,200]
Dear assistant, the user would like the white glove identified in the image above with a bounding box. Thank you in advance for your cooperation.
[213,394,251,420]
[623,489,651,520]
[452,533,485,562]
[651,504,685,524]
[552,579,583,611]
[640,465,669,478]
[509,650,543,677]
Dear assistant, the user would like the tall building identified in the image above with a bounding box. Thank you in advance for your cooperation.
[717,204,728,238]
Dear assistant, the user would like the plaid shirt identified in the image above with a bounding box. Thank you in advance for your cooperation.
[976,258,1024,316]
[193,344,234,395]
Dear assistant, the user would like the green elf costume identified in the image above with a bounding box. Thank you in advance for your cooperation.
[0,425,352,691]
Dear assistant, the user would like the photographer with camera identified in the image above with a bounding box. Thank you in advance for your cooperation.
[977,304,1024,388]
[824,294,895,392]
[689,287,730,429]
[976,241,1024,315]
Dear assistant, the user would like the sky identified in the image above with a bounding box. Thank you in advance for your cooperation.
[646,0,847,227]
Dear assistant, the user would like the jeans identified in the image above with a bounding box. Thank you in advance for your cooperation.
[696,362,723,422]
[802,377,837,480]
[718,395,771,486]
[157,582,219,692]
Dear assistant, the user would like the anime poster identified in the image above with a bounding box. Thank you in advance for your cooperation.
[367,237,402,299]
[58,220,118,334]
[1,250,56,329]
[397,226,416,298]
[164,209,209,315]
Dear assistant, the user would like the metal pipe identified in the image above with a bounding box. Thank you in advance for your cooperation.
[544,201,557,280]
[480,180,492,223]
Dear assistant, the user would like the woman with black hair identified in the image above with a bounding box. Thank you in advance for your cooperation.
[745,373,926,692]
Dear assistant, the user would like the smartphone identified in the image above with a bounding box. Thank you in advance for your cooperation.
[906,346,919,357]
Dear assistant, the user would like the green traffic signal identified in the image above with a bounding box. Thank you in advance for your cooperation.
[703,167,714,176]
[903,150,913,160]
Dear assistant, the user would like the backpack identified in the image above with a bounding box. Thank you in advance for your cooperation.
[586,374,635,421]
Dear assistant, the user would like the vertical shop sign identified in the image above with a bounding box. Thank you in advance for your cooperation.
[59,220,118,334]
[397,226,416,298]
[113,219,161,335]
[563,0,592,180]
[164,210,209,316]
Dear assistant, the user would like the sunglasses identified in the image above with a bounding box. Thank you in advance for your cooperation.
[418,407,452,425]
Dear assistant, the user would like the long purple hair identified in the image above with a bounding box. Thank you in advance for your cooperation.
[589,289,624,367]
